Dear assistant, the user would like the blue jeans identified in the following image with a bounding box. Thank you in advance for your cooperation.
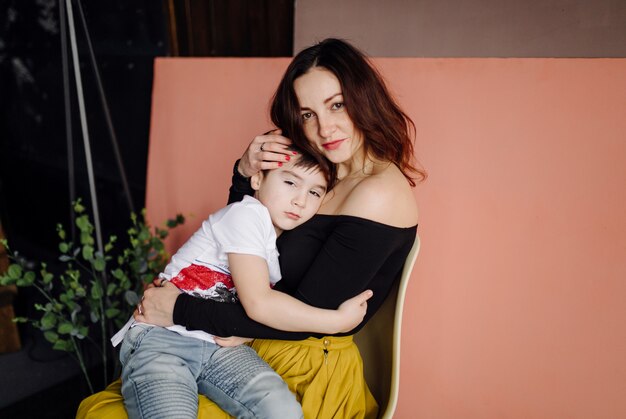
[120,324,302,419]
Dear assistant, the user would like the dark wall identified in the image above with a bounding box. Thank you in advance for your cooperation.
[0,0,294,414]
[0,0,294,262]
[0,0,169,259]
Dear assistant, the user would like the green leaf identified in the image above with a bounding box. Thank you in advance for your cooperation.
[59,255,72,262]
[57,225,66,240]
[43,331,59,343]
[105,308,121,319]
[74,199,85,213]
[78,326,89,338]
[166,214,185,228]
[93,257,106,272]
[138,260,148,274]
[106,283,117,296]
[53,339,72,352]
[90,282,103,299]
[59,242,69,253]
[111,269,126,280]
[58,322,74,335]
[8,264,22,279]
[137,228,150,242]
[23,271,36,285]
[41,312,57,330]
[16,277,31,287]
[70,307,80,323]
[124,290,139,306]
[80,231,94,246]
[42,272,54,284]
[82,245,94,261]
[76,215,90,232]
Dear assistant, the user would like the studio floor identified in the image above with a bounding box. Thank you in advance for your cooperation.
[0,327,105,418]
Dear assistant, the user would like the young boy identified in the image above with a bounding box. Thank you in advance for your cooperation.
[113,148,372,419]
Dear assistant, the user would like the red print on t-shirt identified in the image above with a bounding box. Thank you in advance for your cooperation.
[170,264,235,292]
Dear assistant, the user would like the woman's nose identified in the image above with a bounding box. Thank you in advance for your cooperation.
[318,115,336,139]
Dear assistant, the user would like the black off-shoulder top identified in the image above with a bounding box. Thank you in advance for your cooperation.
[172,161,417,340]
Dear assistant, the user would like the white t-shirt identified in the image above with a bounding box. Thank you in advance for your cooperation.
[111,196,280,346]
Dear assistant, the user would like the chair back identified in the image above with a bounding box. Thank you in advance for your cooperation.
[354,234,420,418]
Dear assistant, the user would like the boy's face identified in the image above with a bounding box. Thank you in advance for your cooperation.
[251,158,327,235]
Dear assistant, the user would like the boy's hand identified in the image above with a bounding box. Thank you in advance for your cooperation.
[336,289,373,332]
[213,336,253,347]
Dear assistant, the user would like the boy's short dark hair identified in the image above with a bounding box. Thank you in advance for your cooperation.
[271,145,337,191]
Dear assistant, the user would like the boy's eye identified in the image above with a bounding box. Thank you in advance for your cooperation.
[284,180,296,187]
[309,190,322,198]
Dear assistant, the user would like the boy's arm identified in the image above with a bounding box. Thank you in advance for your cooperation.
[228,253,371,334]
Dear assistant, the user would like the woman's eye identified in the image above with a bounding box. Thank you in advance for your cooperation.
[331,102,344,110]
[302,112,313,121]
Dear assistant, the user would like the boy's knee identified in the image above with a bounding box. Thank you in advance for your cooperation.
[248,375,302,419]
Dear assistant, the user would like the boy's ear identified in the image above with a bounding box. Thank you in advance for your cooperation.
[250,172,263,191]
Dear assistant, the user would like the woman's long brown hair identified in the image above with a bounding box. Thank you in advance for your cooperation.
[271,38,426,186]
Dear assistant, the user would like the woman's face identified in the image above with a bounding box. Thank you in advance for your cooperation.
[293,67,363,165]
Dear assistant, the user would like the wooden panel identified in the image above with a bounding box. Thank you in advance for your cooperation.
[0,224,21,353]
[165,0,294,56]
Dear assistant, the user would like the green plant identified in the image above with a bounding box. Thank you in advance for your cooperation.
[0,200,184,393]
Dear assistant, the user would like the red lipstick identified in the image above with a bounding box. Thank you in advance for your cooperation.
[322,139,346,151]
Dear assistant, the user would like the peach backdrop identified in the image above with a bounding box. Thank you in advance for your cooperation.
[145,58,626,418]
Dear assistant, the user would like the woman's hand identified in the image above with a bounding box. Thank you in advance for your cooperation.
[213,336,254,347]
[336,289,373,332]
[237,129,295,178]
[133,281,181,327]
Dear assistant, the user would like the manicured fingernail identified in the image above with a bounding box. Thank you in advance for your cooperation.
[292,151,298,155]
[278,162,283,167]
[285,155,291,161]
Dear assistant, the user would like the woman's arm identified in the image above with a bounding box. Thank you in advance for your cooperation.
[227,160,255,204]
[137,282,313,340]
[229,130,293,204]
[229,253,372,334]
[172,220,415,338]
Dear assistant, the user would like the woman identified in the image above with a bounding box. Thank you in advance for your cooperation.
[78,38,424,419]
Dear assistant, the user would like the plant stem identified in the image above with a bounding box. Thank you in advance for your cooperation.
[71,336,94,394]
[99,295,108,387]
[32,283,56,305]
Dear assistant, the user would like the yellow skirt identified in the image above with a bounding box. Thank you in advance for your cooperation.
[76,336,378,419]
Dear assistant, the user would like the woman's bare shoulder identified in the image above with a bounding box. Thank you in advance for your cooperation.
[341,164,418,227]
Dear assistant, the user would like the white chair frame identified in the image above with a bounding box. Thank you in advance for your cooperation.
[354,234,421,418]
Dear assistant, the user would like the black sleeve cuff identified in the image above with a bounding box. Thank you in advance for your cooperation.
[172,293,191,327]
[228,159,255,204]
